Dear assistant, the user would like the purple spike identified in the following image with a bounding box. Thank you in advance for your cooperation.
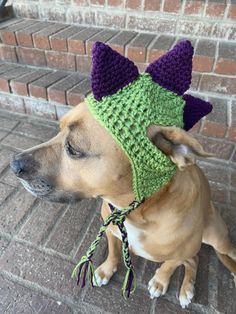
[91,42,139,101]
[146,40,194,95]
[183,94,213,131]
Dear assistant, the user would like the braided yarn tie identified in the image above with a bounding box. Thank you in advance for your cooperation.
[71,199,144,299]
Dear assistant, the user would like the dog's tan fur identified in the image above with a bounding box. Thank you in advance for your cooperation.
[12,102,236,308]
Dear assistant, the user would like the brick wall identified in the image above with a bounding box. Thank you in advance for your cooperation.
[11,1,236,41]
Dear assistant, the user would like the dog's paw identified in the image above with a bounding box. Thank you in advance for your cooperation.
[179,282,195,309]
[93,262,117,287]
[93,271,110,287]
[148,271,169,299]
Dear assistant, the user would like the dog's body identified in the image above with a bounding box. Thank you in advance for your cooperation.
[10,102,236,308]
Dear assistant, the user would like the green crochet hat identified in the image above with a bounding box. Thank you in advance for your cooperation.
[86,74,184,201]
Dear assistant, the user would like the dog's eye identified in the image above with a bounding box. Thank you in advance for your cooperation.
[65,141,86,159]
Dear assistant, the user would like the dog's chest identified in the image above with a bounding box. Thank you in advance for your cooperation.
[111,221,153,260]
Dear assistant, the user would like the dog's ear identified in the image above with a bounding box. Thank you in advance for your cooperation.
[147,125,214,170]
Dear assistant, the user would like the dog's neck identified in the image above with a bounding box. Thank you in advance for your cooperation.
[102,171,176,212]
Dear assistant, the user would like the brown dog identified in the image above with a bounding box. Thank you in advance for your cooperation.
[10,102,236,308]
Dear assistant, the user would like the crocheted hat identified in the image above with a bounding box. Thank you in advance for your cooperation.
[86,40,212,202]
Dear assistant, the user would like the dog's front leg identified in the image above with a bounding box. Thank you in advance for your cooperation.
[93,228,122,286]
[148,259,182,299]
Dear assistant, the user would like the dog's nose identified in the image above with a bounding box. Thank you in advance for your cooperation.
[10,158,28,176]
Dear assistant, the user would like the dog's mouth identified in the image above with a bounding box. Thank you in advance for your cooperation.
[19,177,87,204]
[19,178,52,197]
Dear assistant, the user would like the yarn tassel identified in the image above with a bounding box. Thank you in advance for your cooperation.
[71,256,97,288]
[122,267,137,299]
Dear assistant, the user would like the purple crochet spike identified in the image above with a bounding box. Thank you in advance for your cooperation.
[183,94,213,131]
[91,42,139,101]
[146,40,194,96]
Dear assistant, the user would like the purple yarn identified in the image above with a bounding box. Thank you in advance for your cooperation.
[126,270,134,298]
[183,94,213,131]
[91,42,139,101]
[146,40,194,96]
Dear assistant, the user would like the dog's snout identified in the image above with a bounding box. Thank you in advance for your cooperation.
[10,158,28,176]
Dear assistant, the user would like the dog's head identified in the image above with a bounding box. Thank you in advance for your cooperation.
[10,41,213,205]
[10,101,212,205]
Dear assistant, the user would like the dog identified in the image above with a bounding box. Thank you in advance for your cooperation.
[10,101,236,308]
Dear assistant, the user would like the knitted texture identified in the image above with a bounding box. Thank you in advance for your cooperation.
[86,73,184,202]
[146,40,193,96]
[183,94,213,131]
[91,42,139,101]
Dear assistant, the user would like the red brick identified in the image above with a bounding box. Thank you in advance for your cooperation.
[74,0,88,5]
[24,98,57,120]
[96,11,126,28]
[205,2,225,18]
[108,31,137,55]
[231,168,236,188]
[48,73,85,104]
[76,55,92,74]
[86,29,119,55]
[215,59,236,75]
[219,42,236,60]
[0,242,82,299]
[90,0,105,5]
[144,0,160,11]
[210,182,227,203]
[0,19,38,45]
[197,21,213,37]
[227,127,236,142]
[0,187,37,234]
[191,72,201,90]
[200,75,236,95]
[0,44,17,62]
[127,33,155,62]
[0,63,17,75]
[193,55,214,72]
[14,3,40,19]
[0,277,72,314]
[0,66,31,93]
[33,24,69,50]
[10,69,50,96]
[195,39,217,57]
[228,4,236,20]
[201,120,227,138]
[184,0,204,15]
[147,35,175,63]
[50,26,85,52]
[125,0,142,10]
[45,200,97,254]
[67,79,91,106]
[17,47,46,67]
[16,21,53,48]
[129,15,176,33]
[107,0,124,7]
[29,72,68,100]
[211,23,229,39]
[207,97,228,125]
[39,6,66,22]
[18,202,65,245]
[68,28,102,54]
[0,94,25,114]
[163,0,182,13]
[46,51,76,71]
[196,135,235,160]
[229,26,236,40]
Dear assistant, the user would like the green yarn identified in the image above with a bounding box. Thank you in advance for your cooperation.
[86,73,185,202]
